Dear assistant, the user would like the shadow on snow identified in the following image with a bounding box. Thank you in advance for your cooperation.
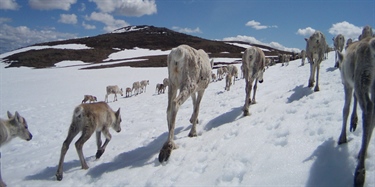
[204,106,243,131]
[287,84,314,103]
[304,138,354,187]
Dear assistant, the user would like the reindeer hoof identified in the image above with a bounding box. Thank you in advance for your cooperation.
[350,116,358,132]
[314,86,320,92]
[96,149,105,159]
[56,173,63,181]
[243,110,250,116]
[354,168,365,187]
[188,131,197,137]
[158,141,174,163]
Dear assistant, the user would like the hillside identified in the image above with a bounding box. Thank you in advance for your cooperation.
[1,25,295,68]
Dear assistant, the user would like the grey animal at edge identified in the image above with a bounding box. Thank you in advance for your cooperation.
[337,36,375,187]
[242,46,266,116]
[305,30,327,92]
[158,44,212,163]
[0,111,32,187]
[55,102,121,181]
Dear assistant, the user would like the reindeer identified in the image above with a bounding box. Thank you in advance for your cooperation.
[305,31,327,92]
[55,102,122,181]
[158,45,212,163]
[132,81,141,95]
[125,87,132,97]
[242,46,266,116]
[81,95,97,103]
[333,34,345,68]
[225,73,233,91]
[0,111,32,187]
[155,83,166,94]
[140,80,150,93]
[105,85,123,102]
[337,36,375,187]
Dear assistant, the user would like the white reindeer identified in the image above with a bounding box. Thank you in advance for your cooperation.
[55,102,122,181]
[225,73,233,91]
[305,31,327,92]
[105,85,123,102]
[337,36,375,187]
[132,81,141,95]
[333,34,345,68]
[158,45,212,163]
[242,46,266,116]
[0,111,32,187]
[140,80,149,93]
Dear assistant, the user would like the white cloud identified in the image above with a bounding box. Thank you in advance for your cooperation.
[172,26,202,34]
[89,0,157,17]
[29,0,77,10]
[0,24,77,54]
[82,21,96,30]
[245,20,277,30]
[223,35,300,53]
[0,17,12,24]
[328,21,363,40]
[86,12,129,32]
[58,14,77,24]
[0,0,20,10]
[79,2,86,11]
[296,27,316,36]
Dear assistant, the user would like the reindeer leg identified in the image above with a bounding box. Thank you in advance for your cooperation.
[189,90,205,137]
[159,86,178,163]
[96,128,111,159]
[75,126,95,170]
[314,63,320,92]
[56,123,80,181]
[339,85,352,145]
[308,62,315,87]
[350,94,358,132]
[243,78,253,116]
[251,79,258,104]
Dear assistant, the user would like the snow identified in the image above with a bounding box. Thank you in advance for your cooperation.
[1,49,374,187]
[104,47,171,61]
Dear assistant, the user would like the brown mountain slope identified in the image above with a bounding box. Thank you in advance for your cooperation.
[1,25,295,69]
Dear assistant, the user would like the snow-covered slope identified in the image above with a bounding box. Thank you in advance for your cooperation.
[0,50,374,186]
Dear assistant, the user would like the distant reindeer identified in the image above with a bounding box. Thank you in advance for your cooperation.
[225,73,233,91]
[155,83,165,94]
[125,87,132,97]
[105,85,123,102]
[81,95,97,103]
[305,31,327,92]
[0,111,32,187]
[242,46,266,116]
[337,36,375,187]
[140,80,150,93]
[333,34,345,68]
[55,102,122,181]
[132,81,141,95]
[158,45,212,163]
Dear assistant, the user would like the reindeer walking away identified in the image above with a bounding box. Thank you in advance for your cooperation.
[158,45,212,163]
[337,36,375,187]
[55,102,122,181]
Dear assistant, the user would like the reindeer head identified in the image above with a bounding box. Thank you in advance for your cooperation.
[7,111,33,141]
[112,108,122,133]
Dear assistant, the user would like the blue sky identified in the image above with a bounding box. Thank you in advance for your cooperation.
[0,0,374,54]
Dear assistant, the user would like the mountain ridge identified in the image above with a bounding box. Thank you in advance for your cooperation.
[1,25,295,68]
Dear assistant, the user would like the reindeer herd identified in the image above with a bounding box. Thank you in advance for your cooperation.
[0,26,374,187]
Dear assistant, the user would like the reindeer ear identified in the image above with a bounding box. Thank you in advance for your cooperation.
[14,111,23,123]
[7,111,13,119]
[116,108,121,117]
